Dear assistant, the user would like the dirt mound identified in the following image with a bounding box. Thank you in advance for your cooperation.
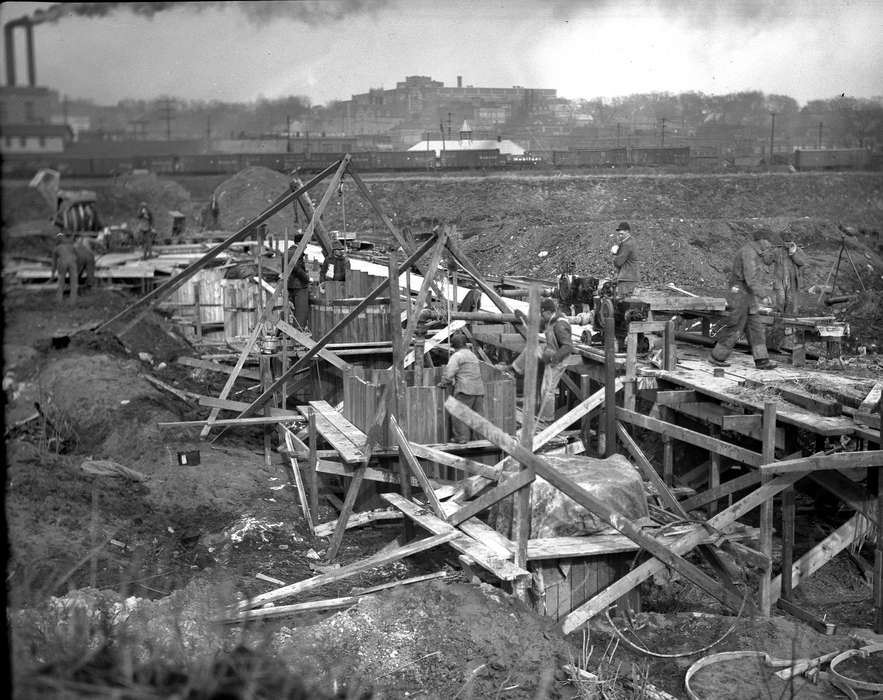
[213,166,294,235]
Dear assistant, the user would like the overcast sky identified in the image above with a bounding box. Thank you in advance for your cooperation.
[1,0,881,106]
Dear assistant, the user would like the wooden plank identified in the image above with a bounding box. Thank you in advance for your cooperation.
[760,450,883,475]
[561,471,803,633]
[744,378,842,417]
[238,531,458,609]
[224,596,359,623]
[158,416,298,428]
[276,319,351,373]
[655,390,702,406]
[382,492,529,581]
[617,407,763,467]
[325,462,366,561]
[315,459,447,493]
[859,381,882,413]
[720,414,763,433]
[391,415,445,518]
[312,508,403,537]
[295,405,364,463]
[308,400,368,449]
[446,397,748,615]
[281,428,315,535]
[176,356,262,381]
[199,396,300,417]
[679,471,763,512]
[406,442,501,481]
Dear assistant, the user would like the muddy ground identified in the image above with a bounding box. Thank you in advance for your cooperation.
[4,169,883,699]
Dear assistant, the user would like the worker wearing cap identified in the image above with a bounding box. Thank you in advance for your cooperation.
[320,241,348,282]
[439,332,486,443]
[611,221,639,298]
[709,228,777,370]
[508,298,576,424]
[767,231,808,350]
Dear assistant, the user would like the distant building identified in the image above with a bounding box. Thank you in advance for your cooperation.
[0,122,72,153]
[409,121,526,157]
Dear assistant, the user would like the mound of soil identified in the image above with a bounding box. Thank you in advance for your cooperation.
[212,166,295,235]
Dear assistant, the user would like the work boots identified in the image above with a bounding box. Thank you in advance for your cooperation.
[755,359,778,370]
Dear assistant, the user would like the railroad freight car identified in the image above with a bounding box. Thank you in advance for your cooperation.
[437,149,501,169]
[553,148,628,168]
[629,146,691,166]
[793,148,872,171]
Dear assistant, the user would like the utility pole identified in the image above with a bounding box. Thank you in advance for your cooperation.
[158,98,175,141]
[817,121,823,149]
[660,117,666,147]
[447,112,452,141]
[286,115,292,153]
[205,114,211,143]
[769,111,776,166]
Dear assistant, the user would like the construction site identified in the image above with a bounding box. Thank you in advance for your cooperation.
[4,159,883,699]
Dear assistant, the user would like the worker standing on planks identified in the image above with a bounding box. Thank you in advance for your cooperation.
[505,298,577,425]
[439,332,485,443]
[136,201,155,260]
[709,228,778,370]
[286,244,312,331]
[767,230,808,350]
[51,232,94,303]
[611,221,640,298]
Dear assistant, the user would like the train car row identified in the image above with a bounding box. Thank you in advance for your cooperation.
[1,146,875,179]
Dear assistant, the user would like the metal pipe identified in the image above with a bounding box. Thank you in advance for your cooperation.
[418,309,518,323]
[5,23,16,87]
[25,20,35,87]
[823,294,855,306]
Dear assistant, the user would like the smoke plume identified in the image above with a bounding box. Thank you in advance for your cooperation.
[27,1,391,27]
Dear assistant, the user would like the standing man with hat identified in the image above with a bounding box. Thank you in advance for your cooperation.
[767,230,808,350]
[709,228,778,370]
[611,221,640,298]
[506,298,577,424]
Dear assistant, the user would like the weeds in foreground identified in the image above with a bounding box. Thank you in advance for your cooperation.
[564,627,652,699]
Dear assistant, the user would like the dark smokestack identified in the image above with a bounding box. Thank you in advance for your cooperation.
[25,20,35,87]
[4,23,15,86]
[457,75,462,88]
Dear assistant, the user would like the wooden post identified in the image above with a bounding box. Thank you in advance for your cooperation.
[792,328,806,367]
[514,285,541,601]
[873,464,883,633]
[281,225,290,403]
[388,250,413,541]
[193,282,202,338]
[260,353,273,467]
[624,330,637,411]
[308,408,319,520]
[414,334,425,386]
[709,425,722,516]
[604,316,617,458]
[759,400,777,616]
[781,484,795,603]
[580,374,593,452]
[664,318,677,370]
[660,406,674,486]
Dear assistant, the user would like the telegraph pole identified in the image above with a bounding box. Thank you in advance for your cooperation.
[660,117,666,147]
[769,111,776,166]
[158,98,175,141]
[817,121,823,149]
[286,115,292,153]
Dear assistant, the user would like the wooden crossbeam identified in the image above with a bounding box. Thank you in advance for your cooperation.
[617,407,763,467]
[391,415,444,518]
[276,320,351,373]
[678,471,762,512]
[406,442,501,480]
[446,397,747,615]
[760,450,883,474]
[448,469,535,527]
[177,356,261,381]
[400,227,449,351]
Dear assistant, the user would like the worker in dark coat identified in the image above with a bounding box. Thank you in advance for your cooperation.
[709,229,777,370]
[320,241,348,282]
[286,245,312,331]
[136,201,155,260]
[611,221,640,298]
[508,298,577,424]
[767,230,809,350]
[439,332,486,443]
